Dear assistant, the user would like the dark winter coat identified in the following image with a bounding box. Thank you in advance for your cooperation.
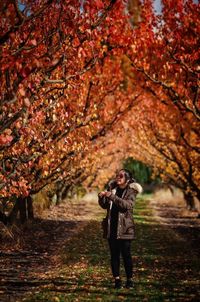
[98,184,136,240]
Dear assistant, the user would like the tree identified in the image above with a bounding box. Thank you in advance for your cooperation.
[0,0,135,223]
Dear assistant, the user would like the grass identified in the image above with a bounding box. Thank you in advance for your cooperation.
[24,195,200,302]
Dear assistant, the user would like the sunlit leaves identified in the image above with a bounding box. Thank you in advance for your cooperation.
[0,0,199,201]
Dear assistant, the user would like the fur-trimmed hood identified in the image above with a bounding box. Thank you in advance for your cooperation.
[129,182,143,194]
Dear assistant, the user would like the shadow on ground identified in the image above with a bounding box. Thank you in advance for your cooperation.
[1,197,200,302]
[28,202,200,301]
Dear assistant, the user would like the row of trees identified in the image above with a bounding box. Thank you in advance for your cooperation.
[83,0,200,209]
[0,0,133,223]
[0,0,199,224]
[126,0,200,208]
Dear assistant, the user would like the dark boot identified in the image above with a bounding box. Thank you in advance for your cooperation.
[125,279,133,288]
[114,278,122,289]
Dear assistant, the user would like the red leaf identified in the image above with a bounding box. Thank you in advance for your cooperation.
[24,98,31,107]
[0,134,13,145]
[30,39,37,46]
[95,0,104,9]
[19,88,26,96]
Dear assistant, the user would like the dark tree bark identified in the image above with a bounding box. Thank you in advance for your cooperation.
[18,197,27,224]
[8,196,35,224]
[183,191,196,211]
[0,210,7,225]
[0,196,34,225]
[8,198,20,224]
[27,196,34,219]
[55,181,71,204]
[60,184,71,201]
[55,181,64,205]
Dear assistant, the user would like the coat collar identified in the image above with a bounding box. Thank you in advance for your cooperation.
[111,186,128,198]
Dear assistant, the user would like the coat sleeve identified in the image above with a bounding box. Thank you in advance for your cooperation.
[109,189,136,211]
[98,194,110,209]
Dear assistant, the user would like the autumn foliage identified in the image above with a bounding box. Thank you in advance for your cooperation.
[0,0,199,223]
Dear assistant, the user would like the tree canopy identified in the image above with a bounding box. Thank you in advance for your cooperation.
[0,0,199,217]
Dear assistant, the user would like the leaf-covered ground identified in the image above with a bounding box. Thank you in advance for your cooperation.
[0,194,199,302]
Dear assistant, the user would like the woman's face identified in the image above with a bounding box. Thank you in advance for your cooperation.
[116,171,127,187]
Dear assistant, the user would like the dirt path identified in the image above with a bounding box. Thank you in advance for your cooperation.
[0,193,199,301]
[0,193,103,302]
[150,199,200,227]
[150,199,200,254]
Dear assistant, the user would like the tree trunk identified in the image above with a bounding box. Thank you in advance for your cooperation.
[183,191,196,211]
[168,184,174,196]
[27,196,34,219]
[60,184,71,201]
[56,181,70,204]
[8,198,20,224]
[0,210,7,225]
[4,196,34,225]
[9,197,27,224]
[18,197,27,224]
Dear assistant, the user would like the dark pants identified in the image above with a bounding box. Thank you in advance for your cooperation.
[108,238,133,279]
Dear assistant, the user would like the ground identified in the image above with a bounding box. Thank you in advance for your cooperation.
[0,191,199,302]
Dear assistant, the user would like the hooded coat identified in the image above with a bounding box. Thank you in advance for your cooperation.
[98,183,136,240]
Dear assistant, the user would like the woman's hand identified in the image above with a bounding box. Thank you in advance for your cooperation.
[98,191,106,197]
[104,191,112,197]
[98,191,112,198]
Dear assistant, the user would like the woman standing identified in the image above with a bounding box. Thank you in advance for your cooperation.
[98,169,142,289]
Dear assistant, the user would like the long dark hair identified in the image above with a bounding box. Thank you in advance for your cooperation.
[107,179,117,191]
[119,169,135,184]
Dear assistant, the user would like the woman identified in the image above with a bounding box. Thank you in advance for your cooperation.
[98,169,142,289]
